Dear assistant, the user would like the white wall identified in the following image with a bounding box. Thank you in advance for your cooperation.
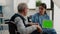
[54,4,60,34]
[2,0,14,19]
[0,0,6,6]
[14,0,36,13]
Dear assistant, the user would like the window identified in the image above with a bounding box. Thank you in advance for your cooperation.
[0,6,2,14]
[41,0,51,9]
[27,0,36,9]
[0,6,3,24]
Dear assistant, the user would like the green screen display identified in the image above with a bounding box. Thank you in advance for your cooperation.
[42,20,53,29]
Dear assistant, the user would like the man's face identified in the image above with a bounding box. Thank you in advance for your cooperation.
[39,6,46,15]
[24,7,28,16]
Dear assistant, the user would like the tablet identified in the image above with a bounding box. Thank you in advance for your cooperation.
[42,20,53,29]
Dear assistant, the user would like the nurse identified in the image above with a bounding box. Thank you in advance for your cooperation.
[32,3,57,34]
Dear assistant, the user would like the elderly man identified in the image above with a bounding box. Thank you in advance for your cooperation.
[10,3,42,34]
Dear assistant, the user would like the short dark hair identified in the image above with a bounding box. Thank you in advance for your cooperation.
[17,3,27,13]
[40,3,47,9]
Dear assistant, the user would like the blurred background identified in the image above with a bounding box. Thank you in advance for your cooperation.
[0,0,60,34]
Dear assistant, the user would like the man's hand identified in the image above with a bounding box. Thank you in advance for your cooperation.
[35,25,42,32]
[28,22,39,26]
[35,23,39,25]
[28,22,42,32]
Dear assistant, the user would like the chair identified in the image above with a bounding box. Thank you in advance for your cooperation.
[5,19,20,34]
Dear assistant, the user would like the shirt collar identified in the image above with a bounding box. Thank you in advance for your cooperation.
[38,13,47,16]
[17,13,27,19]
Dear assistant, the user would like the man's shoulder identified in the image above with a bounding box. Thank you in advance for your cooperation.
[10,13,25,21]
[14,17,22,21]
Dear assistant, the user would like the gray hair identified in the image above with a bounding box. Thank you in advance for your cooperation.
[17,3,27,13]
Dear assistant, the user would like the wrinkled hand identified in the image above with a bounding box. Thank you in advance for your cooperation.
[29,22,42,32]
[29,22,39,25]
[35,23,39,25]
[36,25,42,32]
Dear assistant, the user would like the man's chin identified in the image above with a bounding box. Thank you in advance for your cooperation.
[24,14,27,16]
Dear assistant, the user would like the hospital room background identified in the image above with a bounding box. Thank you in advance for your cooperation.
[0,0,60,34]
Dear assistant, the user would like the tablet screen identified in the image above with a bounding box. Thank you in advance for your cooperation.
[42,20,53,29]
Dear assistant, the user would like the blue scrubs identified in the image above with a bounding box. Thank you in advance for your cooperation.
[32,13,57,34]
